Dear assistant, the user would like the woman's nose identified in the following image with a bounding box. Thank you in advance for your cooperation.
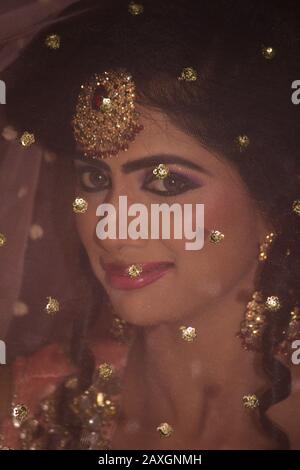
[94,188,149,254]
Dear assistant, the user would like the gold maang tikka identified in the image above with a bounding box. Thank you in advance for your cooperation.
[72,69,144,159]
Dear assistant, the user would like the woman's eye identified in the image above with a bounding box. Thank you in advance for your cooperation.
[142,170,201,196]
[76,166,111,192]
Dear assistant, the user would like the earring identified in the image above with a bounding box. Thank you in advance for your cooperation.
[238,291,267,351]
[109,314,133,343]
[258,232,276,261]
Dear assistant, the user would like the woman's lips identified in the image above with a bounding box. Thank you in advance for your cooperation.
[101,261,174,290]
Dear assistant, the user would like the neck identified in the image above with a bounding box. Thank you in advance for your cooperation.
[120,261,266,445]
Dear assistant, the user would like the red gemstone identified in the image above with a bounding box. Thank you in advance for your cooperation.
[92,86,108,111]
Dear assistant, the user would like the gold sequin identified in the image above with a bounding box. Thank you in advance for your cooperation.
[12,404,29,427]
[73,197,88,214]
[157,422,174,438]
[292,200,300,216]
[0,233,7,247]
[45,34,60,50]
[100,97,113,113]
[178,67,197,81]
[98,363,114,380]
[209,230,225,244]
[20,131,35,147]
[152,163,170,180]
[96,392,105,408]
[128,1,144,15]
[261,45,276,60]
[72,70,143,159]
[242,394,259,409]
[45,296,60,315]
[109,315,132,343]
[179,326,197,342]
[127,264,143,278]
[265,295,281,311]
[235,134,250,151]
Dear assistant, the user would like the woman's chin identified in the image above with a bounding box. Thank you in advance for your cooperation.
[111,306,165,327]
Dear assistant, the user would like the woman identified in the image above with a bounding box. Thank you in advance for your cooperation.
[0,0,300,450]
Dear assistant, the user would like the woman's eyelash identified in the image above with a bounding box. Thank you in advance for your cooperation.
[76,165,111,192]
[141,169,201,196]
[75,164,201,196]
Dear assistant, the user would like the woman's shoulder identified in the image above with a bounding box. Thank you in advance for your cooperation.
[11,339,128,409]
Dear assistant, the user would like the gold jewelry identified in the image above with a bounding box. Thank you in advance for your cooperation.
[265,295,281,311]
[72,70,143,159]
[98,363,115,381]
[109,314,133,344]
[238,291,267,351]
[9,364,122,449]
[239,290,284,352]
[258,232,275,261]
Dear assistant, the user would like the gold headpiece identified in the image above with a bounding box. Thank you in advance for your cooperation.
[72,69,143,159]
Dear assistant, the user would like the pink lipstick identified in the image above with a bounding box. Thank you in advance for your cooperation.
[101,261,174,290]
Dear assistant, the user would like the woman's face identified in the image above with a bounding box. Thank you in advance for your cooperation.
[74,106,267,327]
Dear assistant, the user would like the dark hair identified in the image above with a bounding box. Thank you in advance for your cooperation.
[3,0,300,449]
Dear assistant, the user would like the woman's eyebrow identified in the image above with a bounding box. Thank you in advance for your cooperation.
[121,154,212,175]
[74,153,212,175]
[74,155,111,172]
